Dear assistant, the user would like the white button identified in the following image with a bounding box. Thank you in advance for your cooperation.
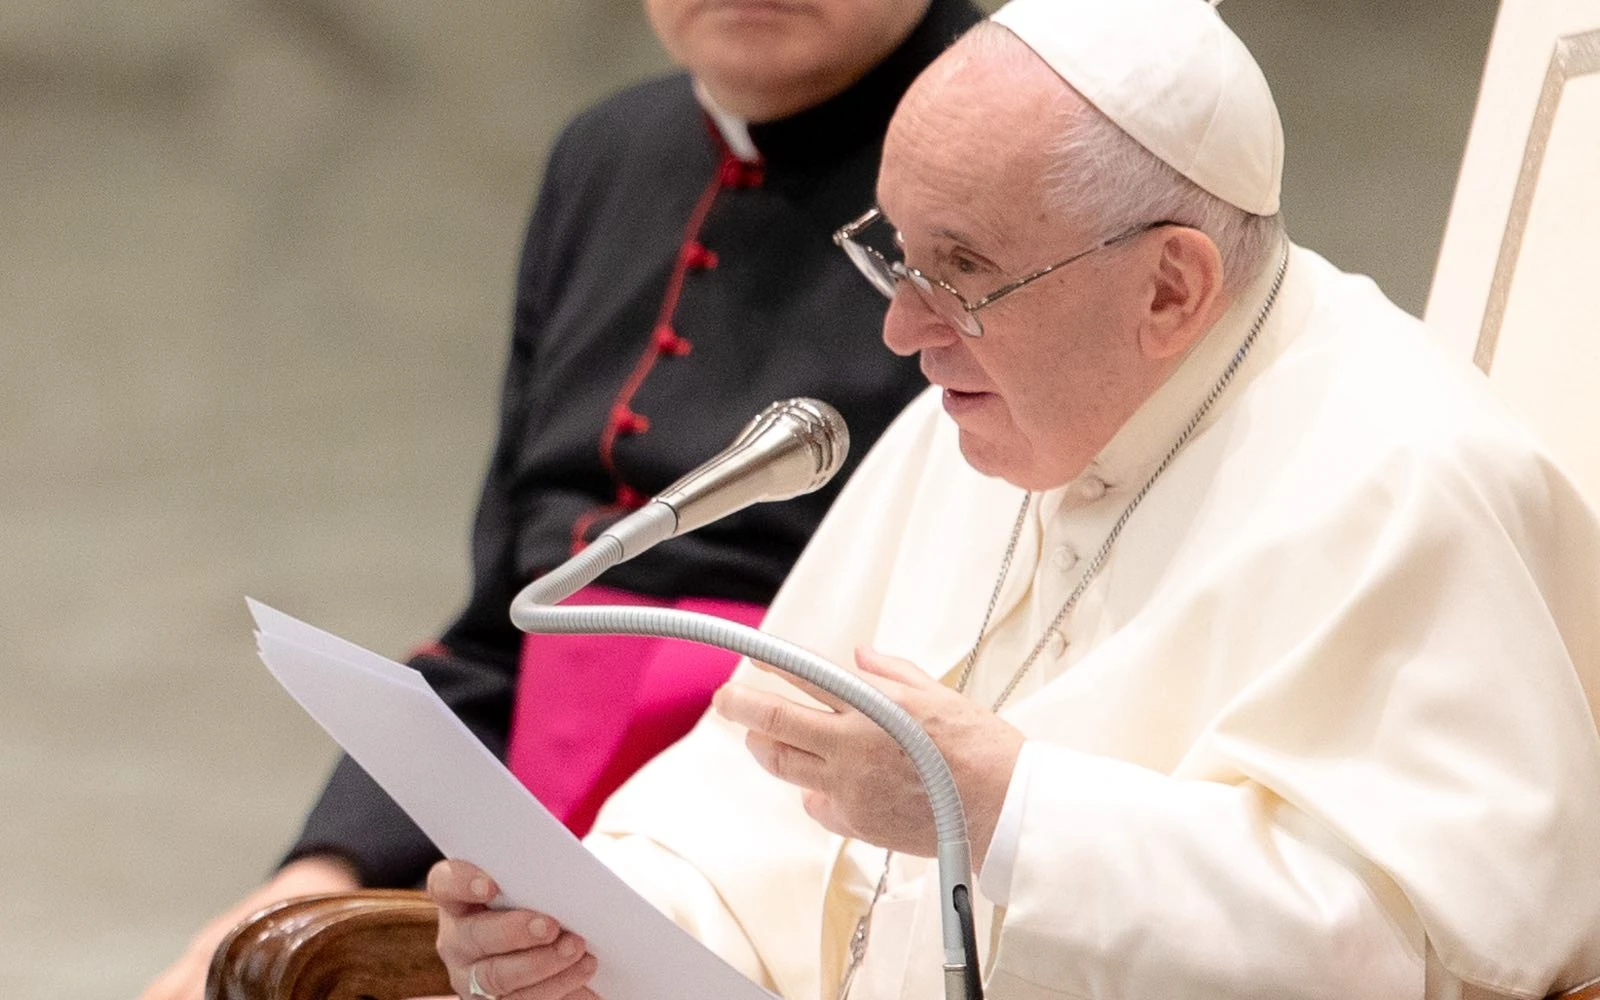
[1076,476,1108,501]
[1051,544,1079,571]
[1047,630,1069,658]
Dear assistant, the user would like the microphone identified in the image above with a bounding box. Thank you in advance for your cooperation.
[594,396,849,563]
[511,397,849,618]
[656,396,849,537]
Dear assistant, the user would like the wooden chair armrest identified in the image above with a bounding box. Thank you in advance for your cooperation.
[205,889,449,1000]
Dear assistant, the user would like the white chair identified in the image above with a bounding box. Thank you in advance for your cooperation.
[1427,0,1600,508]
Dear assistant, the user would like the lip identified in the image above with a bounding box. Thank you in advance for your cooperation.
[700,0,806,15]
[940,387,995,417]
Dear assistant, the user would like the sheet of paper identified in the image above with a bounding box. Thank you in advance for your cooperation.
[247,598,775,1000]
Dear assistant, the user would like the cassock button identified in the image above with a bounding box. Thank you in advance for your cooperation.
[717,157,765,189]
[615,485,646,509]
[1047,630,1069,659]
[652,323,692,356]
[1076,476,1108,501]
[1051,544,1079,571]
[610,405,650,436]
[682,241,719,271]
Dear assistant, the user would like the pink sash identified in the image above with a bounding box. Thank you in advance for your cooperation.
[504,584,765,837]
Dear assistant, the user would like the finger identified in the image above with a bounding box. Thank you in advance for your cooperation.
[476,932,591,998]
[502,950,599,1000]
[745,659,853,713]
[853,646,931,692]
[714,682,841,757]
[439,907,564,965]
[743,729,828,789]
[427,859,499,915]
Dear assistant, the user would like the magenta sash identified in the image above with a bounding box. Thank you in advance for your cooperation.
[505,584,765,837]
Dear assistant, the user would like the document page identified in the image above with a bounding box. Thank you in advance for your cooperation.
[247,599,774,1000]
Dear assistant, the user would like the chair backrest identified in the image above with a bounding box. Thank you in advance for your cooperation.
[1425,0,1600,510]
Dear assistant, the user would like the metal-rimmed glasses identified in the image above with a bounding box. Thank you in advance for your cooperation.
[832,206,1175,338]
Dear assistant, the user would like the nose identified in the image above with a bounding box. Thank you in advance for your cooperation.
[881,286,961,358]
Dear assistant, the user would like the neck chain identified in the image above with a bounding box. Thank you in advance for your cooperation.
[835,243,1289,1000]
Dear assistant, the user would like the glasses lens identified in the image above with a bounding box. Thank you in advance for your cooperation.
[840,240,898,299]
[900,270,982,337]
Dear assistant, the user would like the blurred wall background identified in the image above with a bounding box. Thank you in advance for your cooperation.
[0,1,1496,995]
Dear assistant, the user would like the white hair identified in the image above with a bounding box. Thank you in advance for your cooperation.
[960,22,1285,295]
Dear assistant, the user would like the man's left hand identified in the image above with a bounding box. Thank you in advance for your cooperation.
[712,646,1025,860]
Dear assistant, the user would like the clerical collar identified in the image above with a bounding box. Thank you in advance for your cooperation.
[694,81,759,162]
[1039,241,1313,523]
[696,0,982,169]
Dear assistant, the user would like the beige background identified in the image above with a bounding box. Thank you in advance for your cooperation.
[0,1,1498,996]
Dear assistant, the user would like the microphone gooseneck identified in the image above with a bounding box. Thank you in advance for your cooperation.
[507,397,983,1000]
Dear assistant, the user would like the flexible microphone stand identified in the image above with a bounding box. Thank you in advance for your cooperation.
[508,402,984,1000]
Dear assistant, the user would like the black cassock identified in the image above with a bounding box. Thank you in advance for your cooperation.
[290,0,981,888]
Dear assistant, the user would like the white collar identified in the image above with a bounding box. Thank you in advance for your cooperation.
[692,80,761,162]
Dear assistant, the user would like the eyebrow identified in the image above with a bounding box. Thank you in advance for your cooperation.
[933,226,985,247]
[879,211,990,252]
[880,209,979,248]
[879,208,1006,269]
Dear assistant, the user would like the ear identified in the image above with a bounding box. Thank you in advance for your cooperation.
[1138,228,1226,361]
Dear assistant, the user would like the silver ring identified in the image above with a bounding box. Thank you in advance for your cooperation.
[468,962,497,1000]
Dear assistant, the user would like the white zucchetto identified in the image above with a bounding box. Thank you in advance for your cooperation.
[990,0,1284,216]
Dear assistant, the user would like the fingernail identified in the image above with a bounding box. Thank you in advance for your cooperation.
[558,935,582,958]
[470,877,492,899]
[529,916,552,938]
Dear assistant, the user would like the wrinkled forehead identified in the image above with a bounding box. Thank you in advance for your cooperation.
[878,37,1079,254]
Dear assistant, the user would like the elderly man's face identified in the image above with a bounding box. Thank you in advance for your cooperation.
[646,0,929,121]
[878,47,1174,491]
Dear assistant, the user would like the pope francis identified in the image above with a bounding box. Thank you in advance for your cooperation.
[426,1,1600,998]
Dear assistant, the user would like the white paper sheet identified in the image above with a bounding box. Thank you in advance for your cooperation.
[247,598,775,1000]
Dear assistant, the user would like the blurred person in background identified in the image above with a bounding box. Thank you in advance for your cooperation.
[140,0,981,997]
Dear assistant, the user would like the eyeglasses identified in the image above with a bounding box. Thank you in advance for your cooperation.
[833,207,1175,338]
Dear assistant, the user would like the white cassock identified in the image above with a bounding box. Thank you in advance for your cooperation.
[582,244,1600,1000]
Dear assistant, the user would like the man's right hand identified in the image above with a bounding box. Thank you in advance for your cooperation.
[429,859,601,1000]
[138,854,361,1000]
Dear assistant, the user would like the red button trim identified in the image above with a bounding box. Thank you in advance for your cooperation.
[609,405,650,436]
[652,323,692,356]
[614,485,646,510]
[717,158,765,189]
[682,240,719,271]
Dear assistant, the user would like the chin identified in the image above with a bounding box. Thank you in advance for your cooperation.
[955,430,1081,491]
[955,430,1030,486]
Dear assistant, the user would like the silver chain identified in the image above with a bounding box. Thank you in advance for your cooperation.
[835,243,1289,1000]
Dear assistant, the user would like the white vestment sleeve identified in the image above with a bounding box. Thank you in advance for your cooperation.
[976,741,1036,907]
[986,746,1423,1000]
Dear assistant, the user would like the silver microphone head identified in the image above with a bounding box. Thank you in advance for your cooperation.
[654,398,850,536]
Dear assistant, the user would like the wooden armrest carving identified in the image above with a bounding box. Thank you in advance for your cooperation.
[205,889,450,1000]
